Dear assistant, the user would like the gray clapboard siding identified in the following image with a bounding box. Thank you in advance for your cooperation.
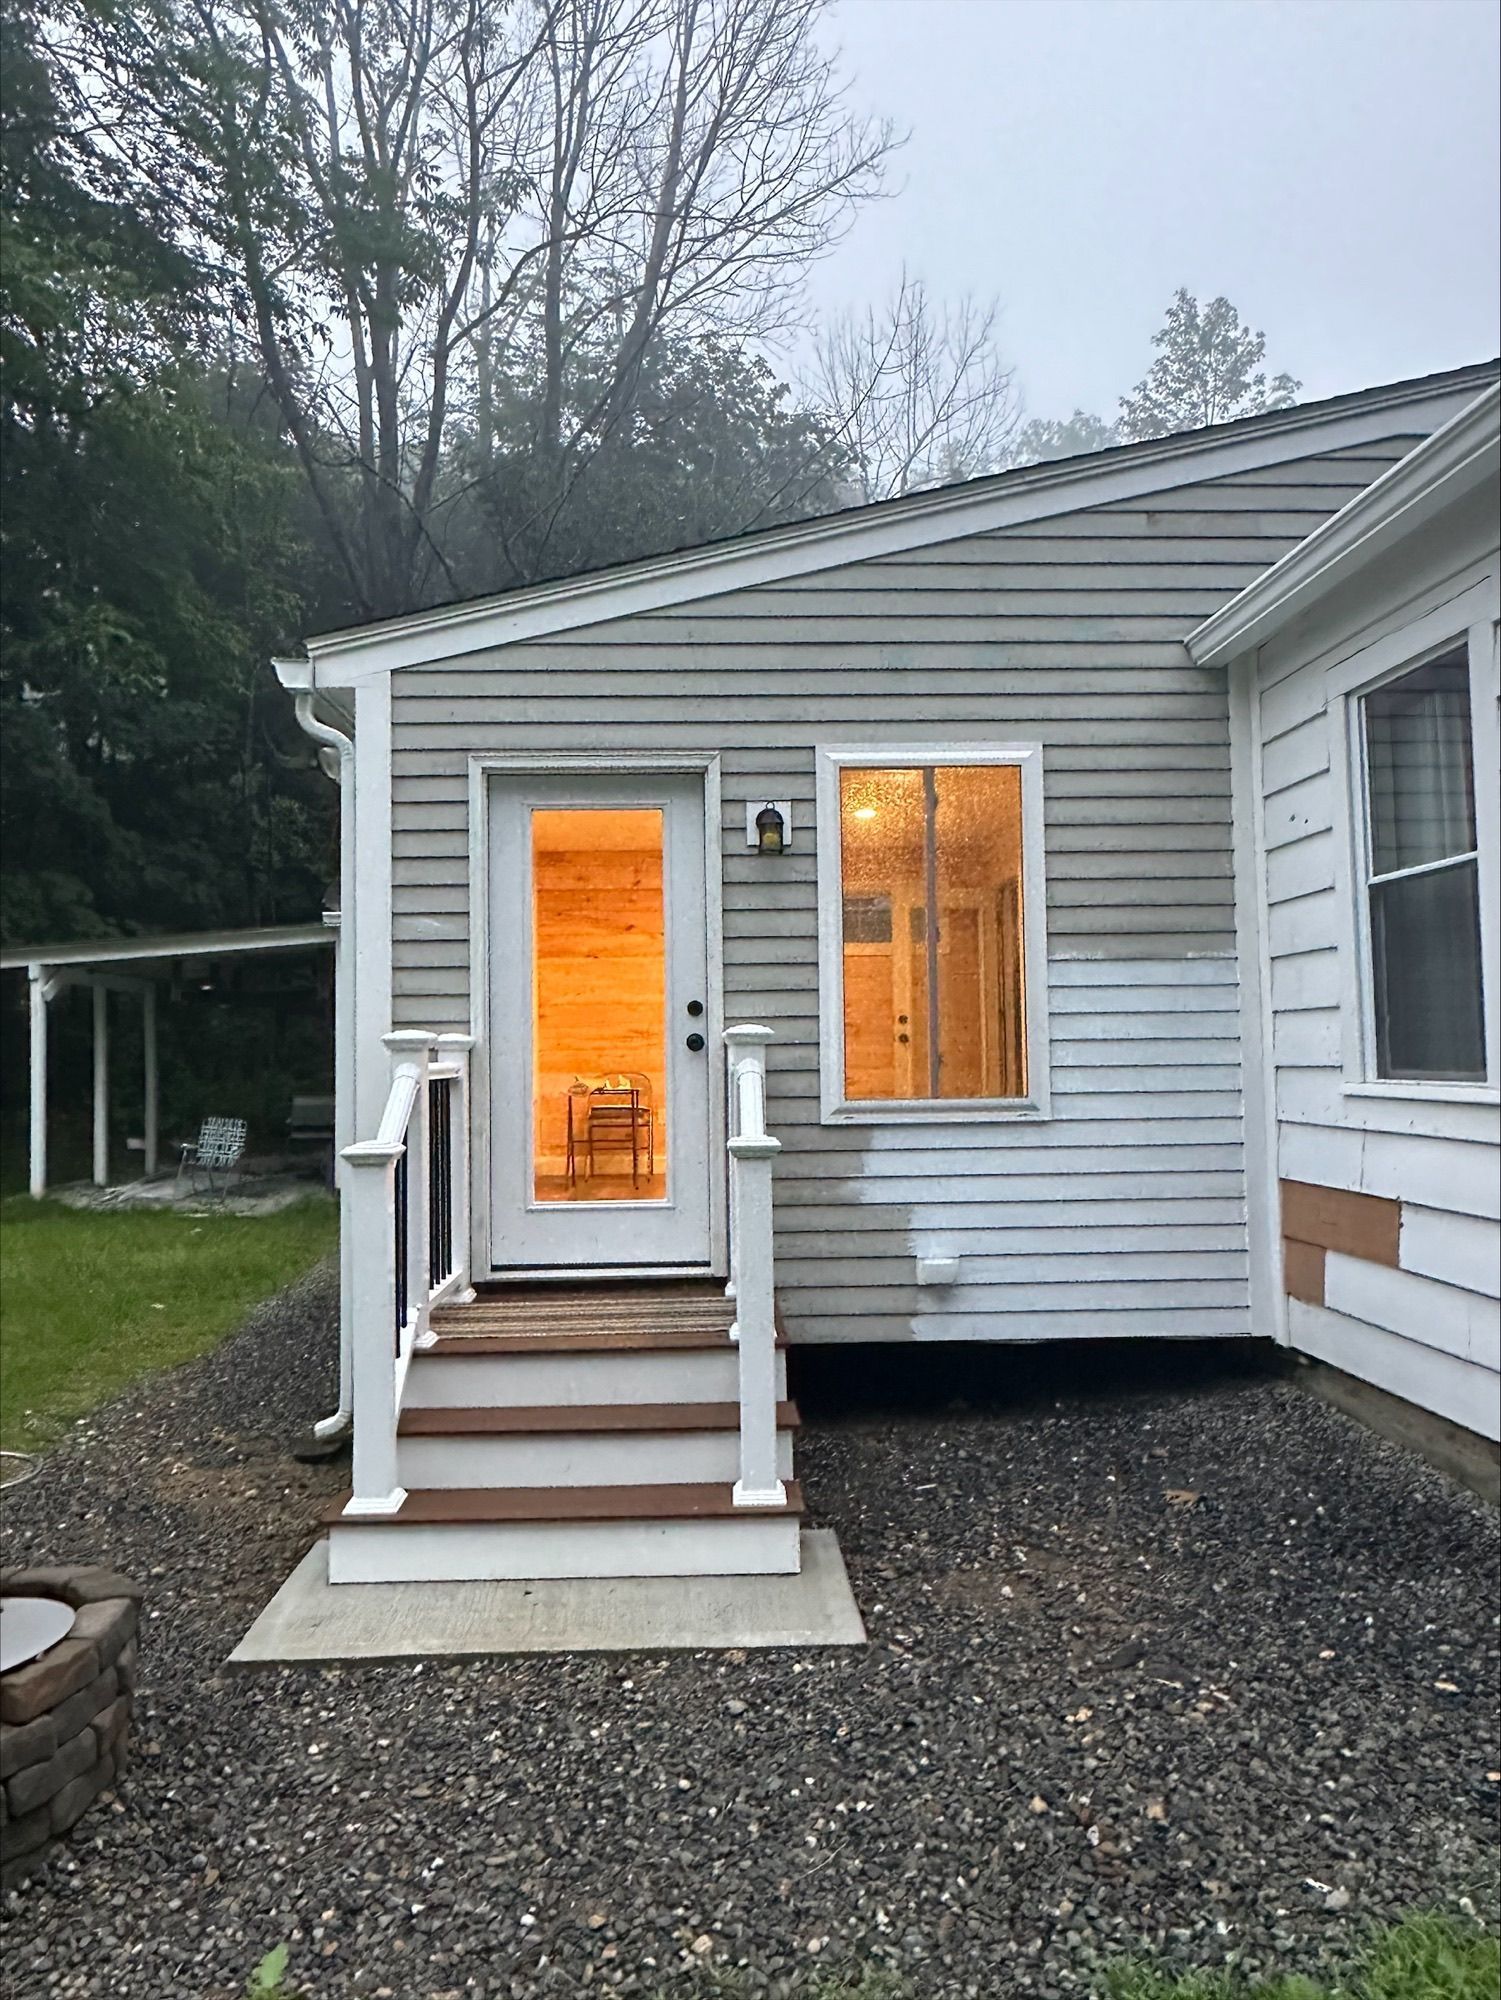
[1251,476,1500,1426]
[386,427,1430,1341]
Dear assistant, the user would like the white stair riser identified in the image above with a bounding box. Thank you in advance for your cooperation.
[403,1347,785,1409]
[397,1428,794,1490]
[327,1514,802,1584]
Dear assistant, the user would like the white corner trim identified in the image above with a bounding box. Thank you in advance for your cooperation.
[1228,654,1287,1345]
[813,742,1051,1124]
[351,673,393,1136]
[1190,383,1501,666]
[301,372,1498,685]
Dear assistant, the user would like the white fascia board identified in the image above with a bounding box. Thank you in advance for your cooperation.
[301,374,1497,687]
[1189,383,1501,667]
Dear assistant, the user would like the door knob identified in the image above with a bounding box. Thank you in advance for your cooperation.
[685,1032,706,1052]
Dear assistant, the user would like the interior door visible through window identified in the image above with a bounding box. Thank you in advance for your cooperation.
[488,772,713,1271]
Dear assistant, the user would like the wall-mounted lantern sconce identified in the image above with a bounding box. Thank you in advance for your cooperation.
[746,800,793,853]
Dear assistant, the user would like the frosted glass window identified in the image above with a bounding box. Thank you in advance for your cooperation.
[839,764,1026,1100]
[1360,649,1485,1082]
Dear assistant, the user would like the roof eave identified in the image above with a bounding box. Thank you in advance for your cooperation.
[301,362,1500,685]
[1188,383,1501,667]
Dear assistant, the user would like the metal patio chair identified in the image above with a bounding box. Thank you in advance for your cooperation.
[176,1116,248,1199]
[584,1074,655,1187]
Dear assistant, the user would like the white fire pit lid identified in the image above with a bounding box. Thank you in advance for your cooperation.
[0,1596,76,1673]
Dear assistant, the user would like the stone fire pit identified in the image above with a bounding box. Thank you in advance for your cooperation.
[0,1567,141,1889]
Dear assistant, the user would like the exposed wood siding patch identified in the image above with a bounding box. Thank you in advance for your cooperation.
[1282,1237,1327,1305]
[1280,1179,1401,1265]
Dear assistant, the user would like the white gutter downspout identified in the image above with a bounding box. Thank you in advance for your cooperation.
[286,677,356,1443]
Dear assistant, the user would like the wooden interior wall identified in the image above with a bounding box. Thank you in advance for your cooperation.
[532,847,665,1167]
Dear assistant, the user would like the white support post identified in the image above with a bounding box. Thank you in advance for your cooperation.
[91,982,109,1187]
[435,1033,476,1304]
[27,964,49,1198]
[723,1026,784,1508]
[142,984,159,1178]
[340,1137,408,1515]
[318,905,356,1440]
[385,1031,433,1346]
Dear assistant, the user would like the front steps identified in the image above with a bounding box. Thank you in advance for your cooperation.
[327,1283,803,1585]
[326,1482,805,1583]
[397,1401,798,1489]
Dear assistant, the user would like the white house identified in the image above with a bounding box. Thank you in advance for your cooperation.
[274,359,1500,1590]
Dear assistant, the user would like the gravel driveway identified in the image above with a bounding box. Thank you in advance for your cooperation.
[2,1266,1496,1999]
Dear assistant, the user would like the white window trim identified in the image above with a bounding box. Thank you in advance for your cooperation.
[1326,577,1501,1107]
[814,743,1051,1124]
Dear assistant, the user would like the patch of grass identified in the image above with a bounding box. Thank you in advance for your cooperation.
[1106,1911,1500,2000]
[0,1195,337,1451]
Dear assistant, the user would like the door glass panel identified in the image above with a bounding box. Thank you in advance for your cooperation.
[531,808,667,1202]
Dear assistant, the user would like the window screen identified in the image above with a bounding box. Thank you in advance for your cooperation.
[839,764,1027,1100]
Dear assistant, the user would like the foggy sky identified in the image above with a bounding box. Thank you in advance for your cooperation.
[802,0,1501,424]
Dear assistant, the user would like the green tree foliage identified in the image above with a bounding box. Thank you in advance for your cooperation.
[0,0,880,963]
[0,0,334,945]
[452,328,851,590]
[1118,288,1301,441]
[1009,408,1121,465]
[59,0,893,617]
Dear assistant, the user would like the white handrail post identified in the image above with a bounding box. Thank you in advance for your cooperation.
[341,1136,407,1515]
[386,1032,434,1346]
[723,1026,783,1508]
[142,984,159,1179]
[436,1033,476,1303]
[27,964,49,1199]
[91,982,109,1187]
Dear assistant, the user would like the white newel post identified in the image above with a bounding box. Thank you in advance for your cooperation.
[341,1035,430,1517]
[724,1033,741,1307]
[385,1031,433,1345]
[723,1026,784,1508]
[435,1033,476,1304]
[340,1130,407,1515]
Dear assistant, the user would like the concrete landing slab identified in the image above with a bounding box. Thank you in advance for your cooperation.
[228,1530,866,1665]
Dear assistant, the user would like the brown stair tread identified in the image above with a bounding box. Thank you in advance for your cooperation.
[399,1400,799,1436]
[425,1327,758,1354]
[324,1481,803,1527]
[428,1284,786,1352]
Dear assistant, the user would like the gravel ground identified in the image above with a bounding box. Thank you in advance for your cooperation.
[1,1268,1497,2000]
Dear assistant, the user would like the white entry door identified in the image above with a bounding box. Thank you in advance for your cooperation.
[488,771,714,1271]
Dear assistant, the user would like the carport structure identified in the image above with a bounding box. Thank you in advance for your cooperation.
[1,924,334,1197]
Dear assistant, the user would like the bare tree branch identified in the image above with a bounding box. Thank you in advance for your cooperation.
[801,271,1020,503]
